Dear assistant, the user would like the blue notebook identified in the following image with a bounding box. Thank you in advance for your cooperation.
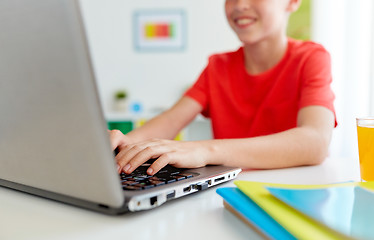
[267,185,374,240]
[216,187,296,240]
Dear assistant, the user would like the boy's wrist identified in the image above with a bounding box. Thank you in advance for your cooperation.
[202,140,226,166]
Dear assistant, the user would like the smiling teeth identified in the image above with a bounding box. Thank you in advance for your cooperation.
[237,19,252,25]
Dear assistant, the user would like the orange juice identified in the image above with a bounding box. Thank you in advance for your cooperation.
[357,124,374,181]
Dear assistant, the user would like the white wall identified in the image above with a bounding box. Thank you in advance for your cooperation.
[312,0,374,159]
[79,0,241,114]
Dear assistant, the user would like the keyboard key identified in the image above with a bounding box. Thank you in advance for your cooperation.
[133,176,147,181]
[148,180,165,186]
[134,182,154,189]
[120,175,133,180]
[123,185,142,190]
[177,173,193,178]
[149,176,165,181]
[171,175,186,181]
[121,177,137,182]
[166,178,176,184]
[133,182,146,187]
[121,180,138,186]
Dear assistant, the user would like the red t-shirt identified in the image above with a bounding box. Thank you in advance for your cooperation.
[184,38,336,139]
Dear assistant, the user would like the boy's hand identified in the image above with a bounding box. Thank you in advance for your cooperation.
[115,139,210,175]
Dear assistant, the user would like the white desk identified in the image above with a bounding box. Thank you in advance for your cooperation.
[0,157,360,240]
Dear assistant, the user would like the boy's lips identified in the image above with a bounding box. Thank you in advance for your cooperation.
[234,17,256,29]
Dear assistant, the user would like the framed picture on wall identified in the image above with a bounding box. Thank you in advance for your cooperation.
[133,9,186,52]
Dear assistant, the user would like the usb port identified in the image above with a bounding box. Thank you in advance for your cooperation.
[183,185,192,193]
[166,191,175,199]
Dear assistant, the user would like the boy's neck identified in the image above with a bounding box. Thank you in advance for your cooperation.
[243,35,288,75]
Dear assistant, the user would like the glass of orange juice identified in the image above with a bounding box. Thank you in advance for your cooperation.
[356,118,374,181]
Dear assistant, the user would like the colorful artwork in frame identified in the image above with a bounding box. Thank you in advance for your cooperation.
[133,10,186,52]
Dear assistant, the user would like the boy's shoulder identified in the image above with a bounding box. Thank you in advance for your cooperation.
[207,47,243,65]
[288,38,329,57]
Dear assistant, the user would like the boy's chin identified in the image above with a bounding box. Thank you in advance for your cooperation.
[239,38,261,46]
[236,33,263,46]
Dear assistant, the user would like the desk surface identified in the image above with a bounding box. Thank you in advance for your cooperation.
[0,157,360,240]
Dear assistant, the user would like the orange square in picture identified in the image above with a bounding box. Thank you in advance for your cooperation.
[144,23,174,39]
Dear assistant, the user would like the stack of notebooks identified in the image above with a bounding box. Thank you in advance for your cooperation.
[217,181,374,240]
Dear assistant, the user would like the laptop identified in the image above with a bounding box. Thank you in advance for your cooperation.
[0,0,241,215]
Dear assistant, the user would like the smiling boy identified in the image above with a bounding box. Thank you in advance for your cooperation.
[110,0,336,175]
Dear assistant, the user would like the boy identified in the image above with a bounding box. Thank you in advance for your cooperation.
[110,0,336,175]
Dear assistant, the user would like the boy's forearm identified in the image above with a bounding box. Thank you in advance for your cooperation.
[203,127,330,169]
[125,97,203,143]
[125,111,182,143]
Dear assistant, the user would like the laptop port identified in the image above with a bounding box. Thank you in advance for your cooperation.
[214,176,225,183]
[183,185,192,193]
[150,196,157,206]
[166,191,175,200]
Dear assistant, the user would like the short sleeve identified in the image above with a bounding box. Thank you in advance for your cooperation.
[184,66,210,117]
[299,48,337,126]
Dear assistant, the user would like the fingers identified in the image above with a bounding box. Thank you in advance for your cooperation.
[108,129,125,151]
[116,144,150,173]
[116,139,173,175]
[122,146,162,174]
[148,154,171,175]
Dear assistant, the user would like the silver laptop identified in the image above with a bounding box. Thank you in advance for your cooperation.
[0,0,241,215]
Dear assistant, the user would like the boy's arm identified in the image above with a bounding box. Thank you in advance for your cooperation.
[206,105,335,169]
[127,96,202,142]
[115,105,334,175]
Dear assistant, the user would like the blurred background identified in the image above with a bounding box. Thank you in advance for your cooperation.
[79,0,374,160]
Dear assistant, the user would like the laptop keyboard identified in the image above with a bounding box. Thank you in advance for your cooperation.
[120,160,193,190]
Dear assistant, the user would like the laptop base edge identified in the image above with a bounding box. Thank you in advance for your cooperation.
[0,178,129,215]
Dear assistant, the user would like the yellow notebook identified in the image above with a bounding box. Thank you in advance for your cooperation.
[234,181,374,240]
